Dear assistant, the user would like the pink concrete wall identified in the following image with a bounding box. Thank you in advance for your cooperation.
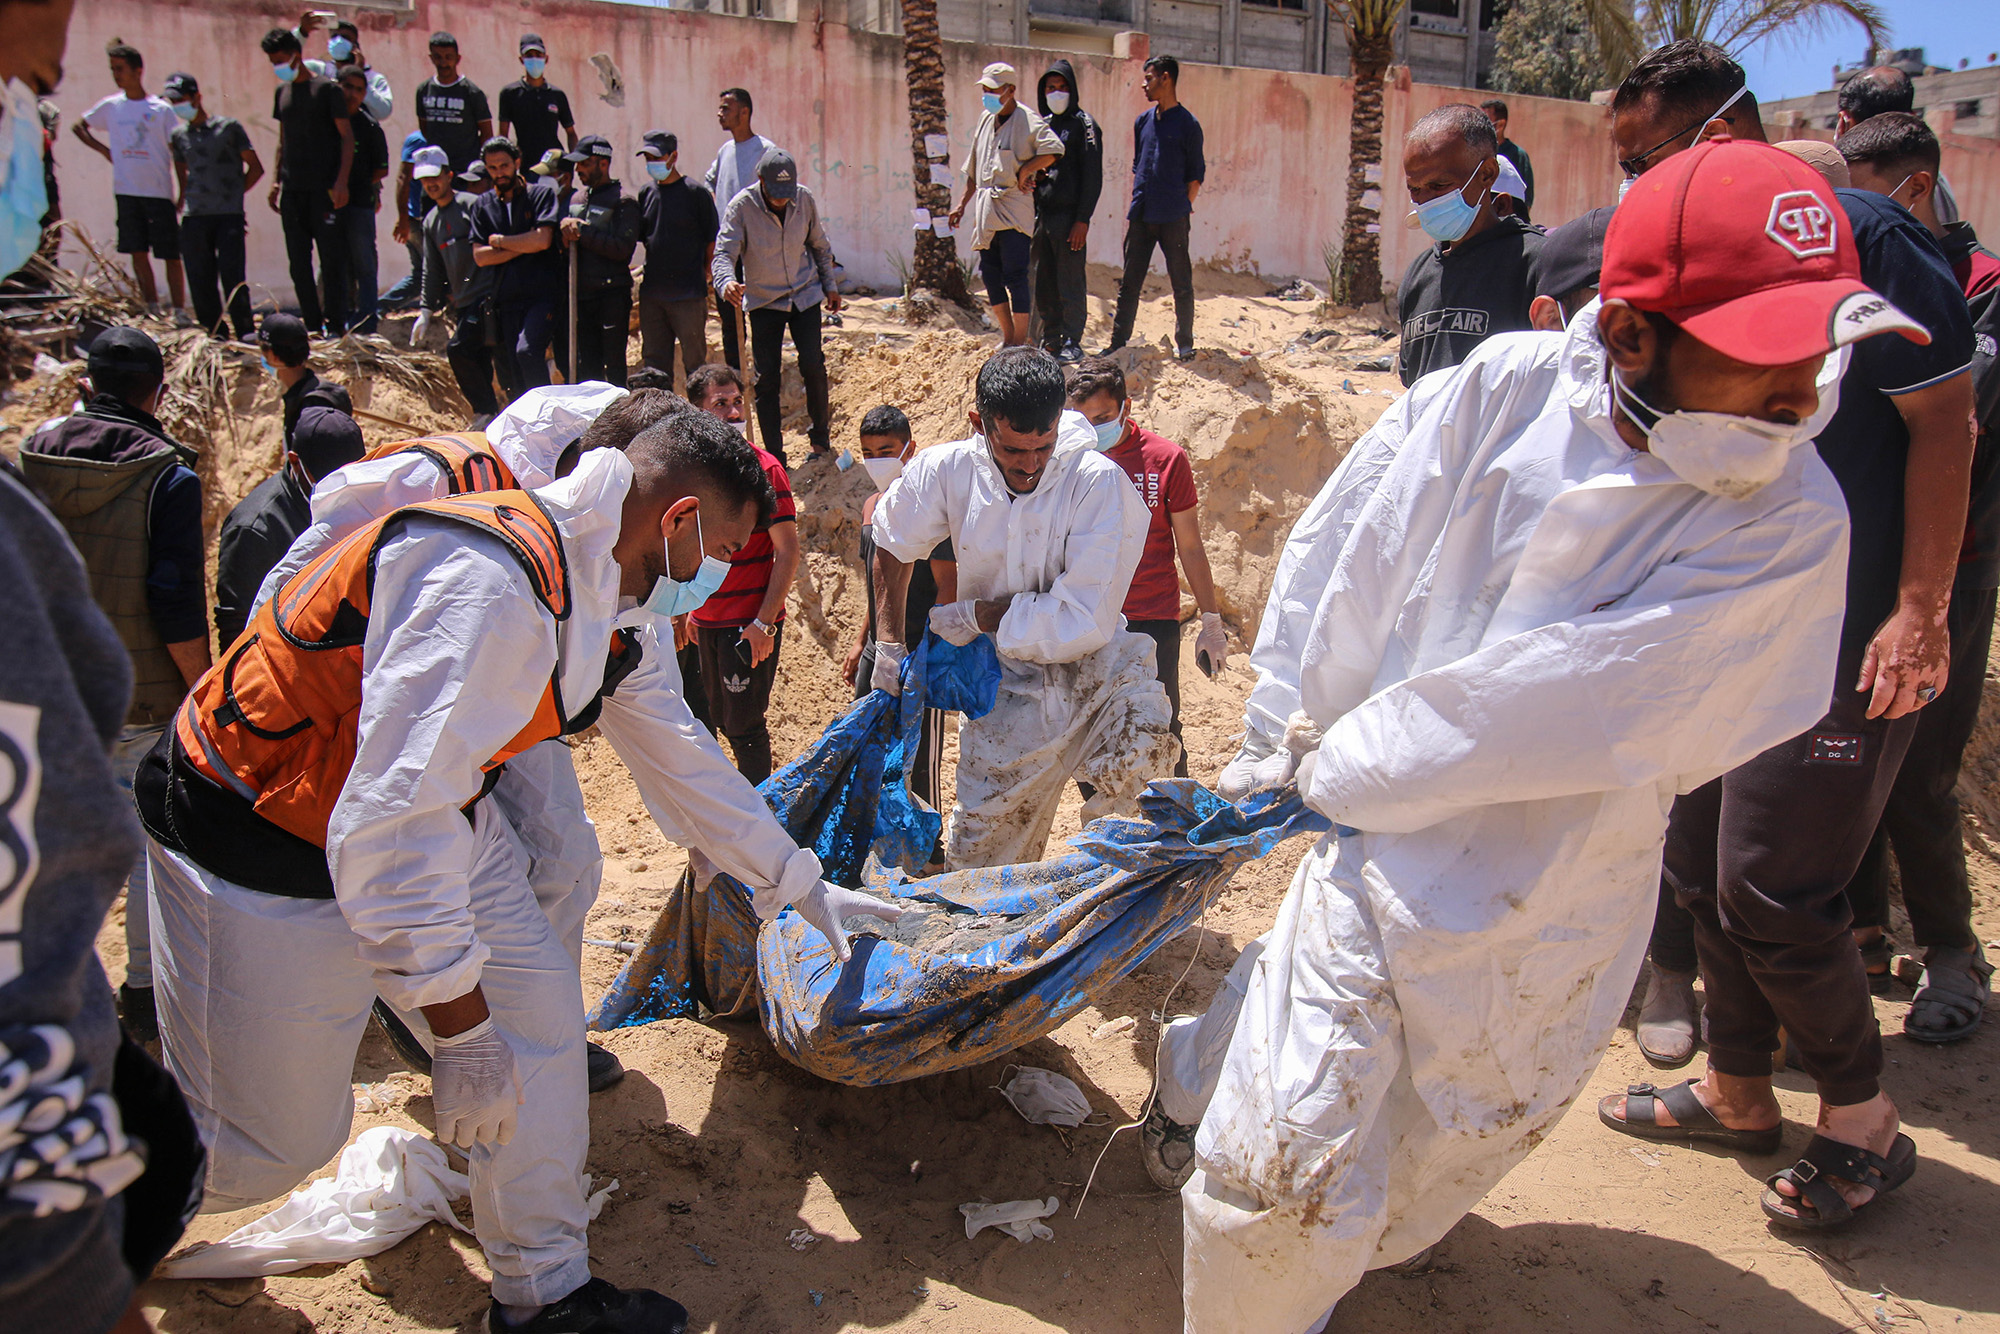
[51,0,1625,310]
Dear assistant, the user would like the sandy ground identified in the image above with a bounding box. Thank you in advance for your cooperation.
[37,265,2000,1332]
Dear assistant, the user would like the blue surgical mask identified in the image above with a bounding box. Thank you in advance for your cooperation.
[273,62,298,85]
[259,357,276,375]
[0,81,47,284]
[172,101,196,122]
[982,92,1003,114]
[1411,164,1484,244]
[523,57,546,78]
[646,160,671,182]
[1092,416,1125,451]
[327,35,355,62]
[643,508,732,617]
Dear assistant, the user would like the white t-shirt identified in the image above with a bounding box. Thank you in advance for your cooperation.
[83,93,179,199]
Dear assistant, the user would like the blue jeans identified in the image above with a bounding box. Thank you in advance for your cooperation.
[380,235,424,309]
[337,204,379,333]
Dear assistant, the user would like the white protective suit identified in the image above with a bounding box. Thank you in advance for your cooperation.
[1157,311,1851,1334]
[149,447,822,1308]
[869,409,1178,867]
[249,383,627,961]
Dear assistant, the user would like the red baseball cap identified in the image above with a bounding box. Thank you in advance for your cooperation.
[1601,138,1929,366]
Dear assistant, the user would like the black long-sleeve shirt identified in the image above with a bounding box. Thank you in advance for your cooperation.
[566,178,642,295]
[212,468,311,649]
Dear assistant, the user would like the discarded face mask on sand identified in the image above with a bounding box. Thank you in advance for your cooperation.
[997,1065,1094,1127]
[962,1196,1061,1242]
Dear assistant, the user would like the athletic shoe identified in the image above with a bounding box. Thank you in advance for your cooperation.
[1055,340,1084,365]
[487,1277,688,1334]
[1175,346,1197,363]
[587,1041,626,1092]
[118,983,158,1044]
[1139,1099,1198,1190]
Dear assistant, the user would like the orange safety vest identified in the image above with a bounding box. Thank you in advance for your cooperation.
[174,490,591,851]
[360,430,518,494]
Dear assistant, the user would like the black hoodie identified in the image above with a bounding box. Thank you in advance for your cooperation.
[1035,60,1103,221]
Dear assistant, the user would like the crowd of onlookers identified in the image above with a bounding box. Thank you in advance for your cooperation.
[54,21,1220,462]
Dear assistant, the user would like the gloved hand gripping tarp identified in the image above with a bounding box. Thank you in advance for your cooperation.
[588,634,1325,1086]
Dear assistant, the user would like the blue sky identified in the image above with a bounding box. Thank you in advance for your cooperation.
[1736,0,2000,101]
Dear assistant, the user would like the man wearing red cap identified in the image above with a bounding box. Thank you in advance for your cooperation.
[1602,45,1977,1236]
[1148,140,1931,1334]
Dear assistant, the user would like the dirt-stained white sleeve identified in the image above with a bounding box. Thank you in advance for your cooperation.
[869,448,956,565]
[326,519,558,1011]
[993,454,1149,664]
[592,619,808,895]
[1307,479,1849,834]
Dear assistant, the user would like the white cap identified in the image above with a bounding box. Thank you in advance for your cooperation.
[979,62,1017,91]
[411,145,451,180]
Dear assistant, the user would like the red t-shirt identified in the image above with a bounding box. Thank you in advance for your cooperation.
[692,447,795,629]
[1106,423,1198,621]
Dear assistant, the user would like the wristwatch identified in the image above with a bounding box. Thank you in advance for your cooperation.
[749,618,776,637]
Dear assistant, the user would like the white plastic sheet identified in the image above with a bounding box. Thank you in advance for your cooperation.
[159,1127,469,1278]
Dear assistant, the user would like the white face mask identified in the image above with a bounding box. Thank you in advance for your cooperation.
[1045,90,1071,114]
[1617,175,1635,204]
[861,456,904,490]
[1612,369,1820,499]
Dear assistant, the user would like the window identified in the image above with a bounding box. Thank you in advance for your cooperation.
[1410,0,1461,18]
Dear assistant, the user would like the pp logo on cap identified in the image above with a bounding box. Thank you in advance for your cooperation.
[1766,191,1838,259]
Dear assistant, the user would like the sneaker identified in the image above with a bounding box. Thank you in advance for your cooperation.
[118,983,158,1044]
[487,1277,688,1334]
[1139,1099,1198,1190]
[1175,346,1197,363]
[1055,340,1084,365]
[587,1042,626,1092]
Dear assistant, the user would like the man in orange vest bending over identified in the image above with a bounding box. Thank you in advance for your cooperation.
[135,411,904,1334]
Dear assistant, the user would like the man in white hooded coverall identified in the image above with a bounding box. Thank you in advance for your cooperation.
[137,410,907,1333]
[251,381,682,1093]
[1143,139,1936,1334]
[867,346,1178,868]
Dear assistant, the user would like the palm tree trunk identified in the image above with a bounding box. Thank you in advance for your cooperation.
[901,0,967,300]
[1336,28,1394,307]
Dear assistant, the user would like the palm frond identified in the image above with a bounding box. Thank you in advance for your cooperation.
[1710,0,1885,58]
[1326,0,1410,43]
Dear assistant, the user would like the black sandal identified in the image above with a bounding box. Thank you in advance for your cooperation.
[1597,1080,1784,1154]
[1761,1132,1917,1230]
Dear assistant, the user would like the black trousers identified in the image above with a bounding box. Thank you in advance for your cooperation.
[1030,210,1088,349]
[278,186,346,334]
[1662,668,1916,1106]
[495,299,555,396]
[715,274,743,370]
[1111,215,1194,351]
[1129,618,1188,778]
[695,622,782,784]
[180,212,252,339]
[1842,583,1995,951]
[573,286,632,388]
[445,301,502,417]
[748,302,829,460]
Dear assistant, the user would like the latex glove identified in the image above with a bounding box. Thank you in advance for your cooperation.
[792,881,915,963]
[1217,710,1322,802]
[871,640,908,695]
[430,1018,521,1150]
[1195,611,1228,677]
[411,309,432,345]
[928,599,983,647]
